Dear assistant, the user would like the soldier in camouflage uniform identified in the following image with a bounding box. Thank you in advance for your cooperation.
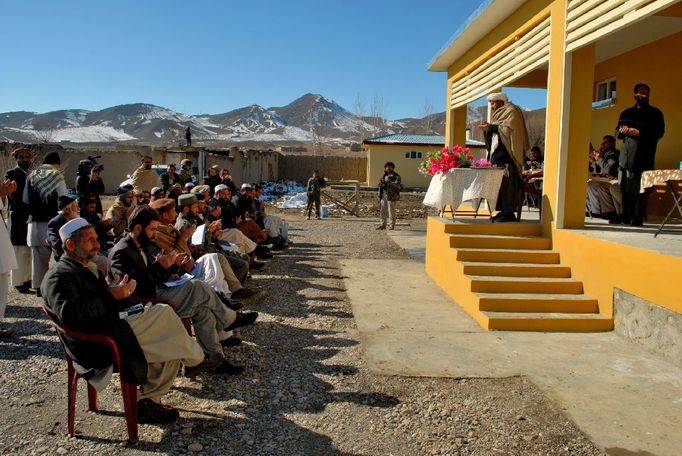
[377,162,401,230]
[306,170,326,219]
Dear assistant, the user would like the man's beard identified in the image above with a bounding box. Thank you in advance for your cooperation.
[18,161,31,170]
[73,245,97,262]
[138,230,155,246]
[636,97,649,107]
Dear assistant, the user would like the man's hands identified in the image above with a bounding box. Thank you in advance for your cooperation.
[0,179,17,198]
[108,274,137,300]
[174,253,194,272]
[619,126,640,137]
[479,122,490,133]
[208,220,222,233]
[155,250,178,269]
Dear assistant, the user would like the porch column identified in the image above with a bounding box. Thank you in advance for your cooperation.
[450,106,467,148]
[557,44,595,228]
[542,1,594,231]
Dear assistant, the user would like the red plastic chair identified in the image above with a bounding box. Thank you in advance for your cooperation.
[41,306,140,443]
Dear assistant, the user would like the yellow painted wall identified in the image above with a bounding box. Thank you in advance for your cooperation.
[366,144,436,188]
[366,143,488,189]
[552,228,682,317]
[592,31,682,170]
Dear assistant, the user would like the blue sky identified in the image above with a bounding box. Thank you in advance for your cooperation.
[1,0,547,119]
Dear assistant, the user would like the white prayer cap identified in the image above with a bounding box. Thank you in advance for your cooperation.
[184,182,195,189]
[240,183,252,190]
[59,218,91,243]
[214,184,228,193]
[487,92,508,102]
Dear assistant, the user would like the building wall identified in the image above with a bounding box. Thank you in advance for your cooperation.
[279,155,366,183]
[592,31,682,170]
[366,143,488,189]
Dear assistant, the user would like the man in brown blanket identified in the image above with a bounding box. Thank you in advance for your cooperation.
[480,92,530,222]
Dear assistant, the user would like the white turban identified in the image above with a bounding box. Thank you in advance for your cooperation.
[487,92,508,102]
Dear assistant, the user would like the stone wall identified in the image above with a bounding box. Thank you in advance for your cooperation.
[614,288,682,366]
[279,155,366,183]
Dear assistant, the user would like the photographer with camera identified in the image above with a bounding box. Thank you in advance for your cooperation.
[76,156,104,216]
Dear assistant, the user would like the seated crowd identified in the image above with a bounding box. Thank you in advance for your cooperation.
[1,148,291,424]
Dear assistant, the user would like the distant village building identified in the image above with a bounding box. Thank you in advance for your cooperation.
[363,134,485,189]
[279,146,308,153]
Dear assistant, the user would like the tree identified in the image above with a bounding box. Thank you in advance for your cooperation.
[420,97,435,133]
[33,118,56,144]
[369,92,386,133]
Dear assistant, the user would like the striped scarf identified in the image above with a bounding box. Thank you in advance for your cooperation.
[28,164,65,200]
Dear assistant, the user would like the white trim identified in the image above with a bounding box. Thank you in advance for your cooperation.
[565,0,681,53]
[450,17,551,108]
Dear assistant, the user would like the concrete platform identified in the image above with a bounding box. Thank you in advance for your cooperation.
[341,228,682,456]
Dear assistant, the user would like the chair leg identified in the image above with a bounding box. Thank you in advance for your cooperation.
[87,383,98,412]
[67,360,78,437]
[120,381,139,443]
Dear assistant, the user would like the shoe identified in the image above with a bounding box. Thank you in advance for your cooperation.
[220,295,244,311]
[630,219,644,227]
[491,212,505,221]
[30,288,42,298]
[496,214,518,223]
[220,337,242,347]
[608,215,624,225]
[231,288,259,300]
[183,355,223,377]
[376,225,386,230]
[0,328,13,338]
[225,311,258,331]
[14,285,31,294]
[211,360,245,375]
[137,399,179,424]
[257,252,273,260]
[250,261,265,270]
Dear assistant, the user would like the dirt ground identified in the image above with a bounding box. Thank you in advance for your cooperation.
[0,207,603,455]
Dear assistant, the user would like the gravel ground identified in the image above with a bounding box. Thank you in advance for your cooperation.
[0,207,605,455]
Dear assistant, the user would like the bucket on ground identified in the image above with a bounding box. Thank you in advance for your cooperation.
[320,207,329,218]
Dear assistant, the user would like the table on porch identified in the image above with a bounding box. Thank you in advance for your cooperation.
[423,167,505,219]
[640,169,682,237]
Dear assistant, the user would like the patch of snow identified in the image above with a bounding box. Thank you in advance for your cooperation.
[48,126,137,143]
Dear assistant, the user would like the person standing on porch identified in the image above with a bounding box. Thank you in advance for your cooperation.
[376,162,402,230]
[479,92,529,223]
[185,126,192,147]
[306,170,326,220]
[613,83,665,226]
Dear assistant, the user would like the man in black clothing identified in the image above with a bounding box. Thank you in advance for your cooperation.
[4,147,33,293]
[42,218,205,423]
[614,83,665,226]
[76,164,105,216]
[46,196,79,262]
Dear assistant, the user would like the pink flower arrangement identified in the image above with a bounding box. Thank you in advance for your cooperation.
[472,158,492,168]
[419,145,473,176]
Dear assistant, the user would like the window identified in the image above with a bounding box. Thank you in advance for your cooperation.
[593,78,616,109]
[404,150,423,159]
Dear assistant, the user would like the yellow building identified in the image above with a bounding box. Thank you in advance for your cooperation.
[363,134,485,189]
[425,0,682,355]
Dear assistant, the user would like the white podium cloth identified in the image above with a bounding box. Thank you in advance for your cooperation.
[423,168,505,213]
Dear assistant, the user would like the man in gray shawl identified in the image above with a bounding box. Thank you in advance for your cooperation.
[480,92,530,222]
[23,152,68,293]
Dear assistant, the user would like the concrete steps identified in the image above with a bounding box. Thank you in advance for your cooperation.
[456,248,560,264]
[461,262,572,278]
[482,311,613,332]
[467,275,584,294]
[426,218,613,332]
[476,293,599,313]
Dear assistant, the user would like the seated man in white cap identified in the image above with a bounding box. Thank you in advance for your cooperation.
[108,206,258,375]
[479,92,530,222]
[42,218,206,423]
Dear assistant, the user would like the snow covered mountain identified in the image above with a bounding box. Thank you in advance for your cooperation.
[0,95,446,145]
